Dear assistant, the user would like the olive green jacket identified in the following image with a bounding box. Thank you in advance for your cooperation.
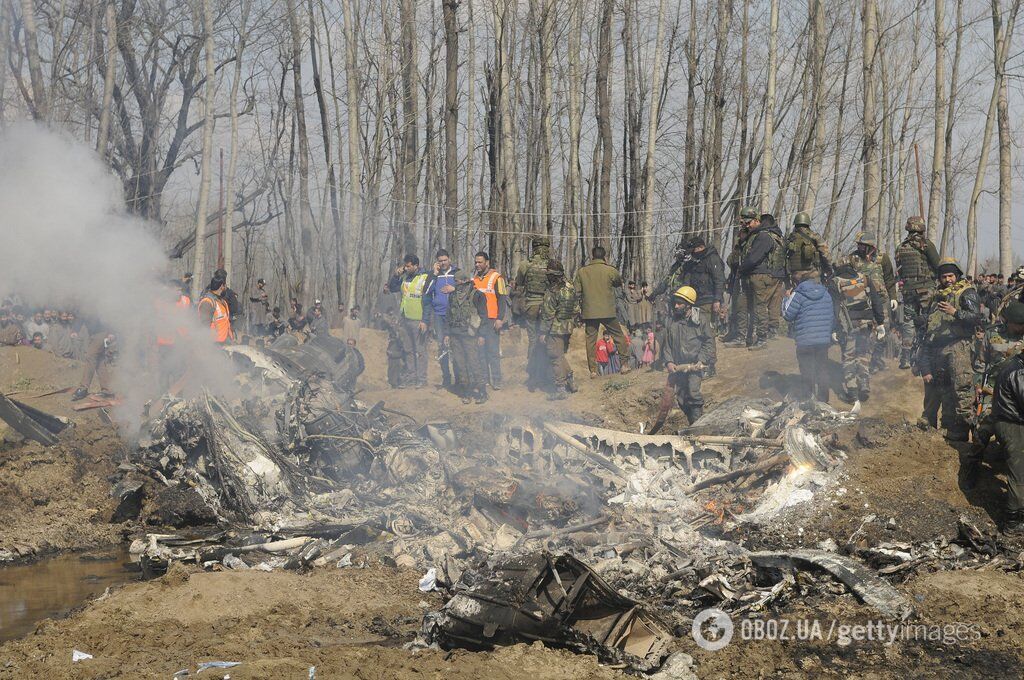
[573,258,623,319]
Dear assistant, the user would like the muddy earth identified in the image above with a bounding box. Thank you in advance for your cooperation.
[0,333,1021,679]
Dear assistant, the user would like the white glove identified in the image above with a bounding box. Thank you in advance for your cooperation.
[876,324,886,340]
[831,332,839,343]
[889,299,898,312]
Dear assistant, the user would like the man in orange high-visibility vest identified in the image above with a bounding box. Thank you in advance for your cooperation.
[198,275,234,344]
[473,251,509,390]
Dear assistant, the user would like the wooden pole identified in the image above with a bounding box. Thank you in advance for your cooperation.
[913,143,925,217]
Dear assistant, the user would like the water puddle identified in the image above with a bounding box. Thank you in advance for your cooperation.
[0,548,139,642]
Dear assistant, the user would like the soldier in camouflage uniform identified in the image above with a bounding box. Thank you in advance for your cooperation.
[723,208,755,343]
[851,232,898,372]
[514,235,553,390]
[833,260,887,402]
[539,260,581,400]
[919,258,984,441]
[784,211,832,285]
[895,216,941,369]
[963,300,1024,490]
[446,277,488,404]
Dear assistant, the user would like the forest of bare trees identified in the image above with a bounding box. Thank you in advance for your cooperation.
[1,0,1021,312]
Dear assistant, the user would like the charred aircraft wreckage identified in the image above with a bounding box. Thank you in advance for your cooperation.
[102,338,933,671]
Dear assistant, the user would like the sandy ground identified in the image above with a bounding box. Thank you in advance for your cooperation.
[1,331,1023,678]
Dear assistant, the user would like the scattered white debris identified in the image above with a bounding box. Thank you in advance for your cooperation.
[419,567,437,592]
[71,650,93,662]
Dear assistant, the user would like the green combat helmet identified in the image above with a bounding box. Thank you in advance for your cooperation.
[739,206,758,221]
[793,211,811,227]
[855,231,877,248]
[905,216,926,233]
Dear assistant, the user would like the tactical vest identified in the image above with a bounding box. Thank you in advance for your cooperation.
[554,283,578,319]
[524,254,550,297]
[854,256,888,301]
[895,238,932,290]
[767,231,787,275]
[985,327,1024,378]
[786,228,821,274]
[836,272,872,315]
[926,279,973,343]
[447,285,480,333]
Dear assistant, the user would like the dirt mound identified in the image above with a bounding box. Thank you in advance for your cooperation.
[0,566,623,679]
[0,346,126,558]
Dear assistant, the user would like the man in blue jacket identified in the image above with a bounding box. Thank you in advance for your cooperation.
[422,249,459,388]
[782,271,835,401]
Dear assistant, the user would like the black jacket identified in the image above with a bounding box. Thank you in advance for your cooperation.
[681,247,726,306]
[739,222,785,279]
[993,353,1024,424]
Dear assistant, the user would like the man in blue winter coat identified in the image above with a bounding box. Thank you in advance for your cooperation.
[782,271,835,401]
[422,249,459,387]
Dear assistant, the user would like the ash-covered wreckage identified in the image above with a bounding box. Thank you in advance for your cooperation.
[110,340,958,669]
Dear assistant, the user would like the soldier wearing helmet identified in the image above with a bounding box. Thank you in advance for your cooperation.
[852,231,898,371]
[895,216,941,368]
[539,259,580,400]
[660,285,715,424]
[918,257,984,441]
[724,207,758,344]
[513,235,553,389]
[785,211,832,286]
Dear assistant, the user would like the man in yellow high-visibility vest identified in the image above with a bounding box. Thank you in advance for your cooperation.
[387,254,432,387]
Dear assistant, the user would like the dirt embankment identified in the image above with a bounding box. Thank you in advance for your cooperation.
[0,565,622,680]
[0,347,127,558]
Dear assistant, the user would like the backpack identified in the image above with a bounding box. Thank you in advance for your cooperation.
[786,229,820,274]
[447,285,481,332]
[836,272,870,313]
[767,230,787,275]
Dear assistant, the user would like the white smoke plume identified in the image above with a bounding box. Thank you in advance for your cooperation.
[0,123,236,428]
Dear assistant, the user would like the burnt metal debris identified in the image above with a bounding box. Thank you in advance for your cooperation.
[105,348,1015,670]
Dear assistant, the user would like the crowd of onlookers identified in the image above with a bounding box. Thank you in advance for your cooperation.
[0,298,94,359]
[243,278,363,347]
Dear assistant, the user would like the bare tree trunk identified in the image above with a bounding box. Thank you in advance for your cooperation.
[968,0,1019,276]
[861,0,880,236]
[443,0,460,252]
[19,0,47,120]
[285,0,313,295]
[95,1,116,155]
[639,0,668,281]
[758,0,779,211]
[465,0,477,263]
[224,1,251,286]
[594,0,614,243]
[399,0,420,255]
[926,0,945,242]
[340,0,362,308]
[191,0,216,298]
[707,0,732,237]
[995,0,1016,277]
[939,0,962,256]
[804,0,826,214]
[733,0,750,222]
[566,0,583,261]
[681,0,698,229]
[538,0,554,236]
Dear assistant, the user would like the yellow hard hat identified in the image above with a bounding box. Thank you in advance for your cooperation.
[673,285,697,304]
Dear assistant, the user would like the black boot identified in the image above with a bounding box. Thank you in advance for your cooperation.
[898,348,911,370]
[960,458,982,491]
[684,404,704,425]
[1002,510,1024,535]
